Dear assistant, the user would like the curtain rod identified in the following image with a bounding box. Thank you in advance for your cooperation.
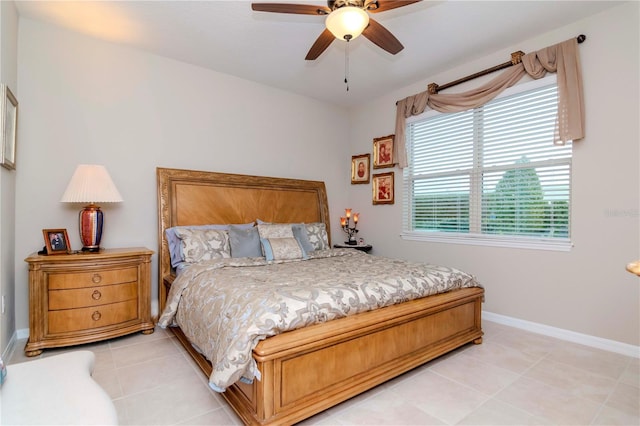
[425,34,587,94]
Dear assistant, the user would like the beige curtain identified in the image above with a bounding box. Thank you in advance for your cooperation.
[395,37,584,168]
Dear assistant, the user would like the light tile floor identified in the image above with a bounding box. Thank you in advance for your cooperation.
[8,320,640,425]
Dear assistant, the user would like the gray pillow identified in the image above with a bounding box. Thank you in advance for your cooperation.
[305,222,329,250]
[292,223,315,253]
[229,225,262,258]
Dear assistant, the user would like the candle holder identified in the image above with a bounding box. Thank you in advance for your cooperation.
[340,209,359,245]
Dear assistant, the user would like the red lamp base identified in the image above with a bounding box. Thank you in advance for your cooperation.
[79,204,104,252]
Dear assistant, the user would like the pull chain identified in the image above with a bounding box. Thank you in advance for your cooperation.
[344,37,351,92]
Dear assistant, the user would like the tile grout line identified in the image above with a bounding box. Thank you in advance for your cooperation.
[588,356,634,425]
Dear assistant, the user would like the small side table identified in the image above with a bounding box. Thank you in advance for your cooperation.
[333,243,373,253]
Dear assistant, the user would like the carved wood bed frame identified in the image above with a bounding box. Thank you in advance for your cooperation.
[157,167,484,425]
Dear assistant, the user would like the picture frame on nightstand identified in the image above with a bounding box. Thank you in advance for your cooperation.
[43,229,71,255]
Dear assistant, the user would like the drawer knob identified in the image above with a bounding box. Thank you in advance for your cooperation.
[91,290,102,300]
[92,274,102,284]
[91,311,102,321]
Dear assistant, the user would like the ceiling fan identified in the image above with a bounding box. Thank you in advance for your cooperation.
[251,0,422,60]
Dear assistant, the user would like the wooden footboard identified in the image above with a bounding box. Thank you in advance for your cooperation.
[172,287,483,425]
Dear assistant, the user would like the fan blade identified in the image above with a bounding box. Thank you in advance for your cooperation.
[306,28,335,60]
[362,18,404,55]
[366,0,422,13]
[251,3,331,15]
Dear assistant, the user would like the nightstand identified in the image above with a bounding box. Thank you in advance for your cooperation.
[333,243,373,253]
[24,247,154,356]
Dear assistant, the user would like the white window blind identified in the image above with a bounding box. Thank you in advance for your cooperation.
[403,82,572,250]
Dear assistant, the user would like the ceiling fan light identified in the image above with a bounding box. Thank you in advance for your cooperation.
[325,6,369,41]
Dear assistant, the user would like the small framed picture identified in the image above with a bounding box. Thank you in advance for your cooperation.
[372,172,394,205]
[1,85,18,171]
[373,134,394,169]
[43,229,71,255]
[351,153,370,184]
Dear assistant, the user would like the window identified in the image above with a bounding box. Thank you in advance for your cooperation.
[402,79,572,251]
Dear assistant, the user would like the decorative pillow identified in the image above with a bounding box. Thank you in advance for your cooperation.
[166,223,253,267]
[257,223,295,239]
[291,223,315,253]
[260,237,306,261]
[305,222,329,250]
[173,228,231,264]
[229,225,262,258]
[166,224,228,267]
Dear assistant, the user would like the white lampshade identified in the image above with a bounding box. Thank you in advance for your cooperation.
[60,164,123,204]
[325,6,370,41]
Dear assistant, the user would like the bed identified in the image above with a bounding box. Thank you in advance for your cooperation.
[156,167,484,425]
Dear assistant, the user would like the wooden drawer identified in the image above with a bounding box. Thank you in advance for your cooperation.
[48,282,138,310]
[48,299,139,334]
[48,267,138,290]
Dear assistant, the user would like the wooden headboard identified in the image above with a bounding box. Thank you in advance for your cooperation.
[156,167,331,311]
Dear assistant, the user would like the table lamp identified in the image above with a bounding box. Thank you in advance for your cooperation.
[60,164,123,252]
[340,208,359,245]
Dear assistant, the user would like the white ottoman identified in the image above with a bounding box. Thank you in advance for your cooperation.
[1,350,118,425]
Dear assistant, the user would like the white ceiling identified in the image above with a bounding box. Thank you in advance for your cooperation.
[14,1,620,107]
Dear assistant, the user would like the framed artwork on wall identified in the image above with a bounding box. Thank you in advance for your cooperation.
[372,172,394,205]
[373,134,394,169]
[1,84,18,171]
[351,153,370,184]
[43,229,71,255]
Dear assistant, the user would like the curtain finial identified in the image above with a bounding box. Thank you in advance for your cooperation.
[511,51,525,65]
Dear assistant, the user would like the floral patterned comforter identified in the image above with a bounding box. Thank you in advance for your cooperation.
[158,248,482,392]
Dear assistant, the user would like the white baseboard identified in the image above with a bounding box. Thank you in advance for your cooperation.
[1,332,17,361]
[483,311,640,359]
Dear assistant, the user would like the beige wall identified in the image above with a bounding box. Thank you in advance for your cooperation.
[348,2,640,347]
[0,0,18,356]
[13,18,351,332]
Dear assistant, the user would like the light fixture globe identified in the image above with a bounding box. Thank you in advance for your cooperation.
[325,6,369,41]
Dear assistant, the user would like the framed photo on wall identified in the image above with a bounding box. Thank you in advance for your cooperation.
[351,153,370,184]
[372,172,394,205]
[43,229,71,255]
[1,84,18,170]
[373,134,394,169]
